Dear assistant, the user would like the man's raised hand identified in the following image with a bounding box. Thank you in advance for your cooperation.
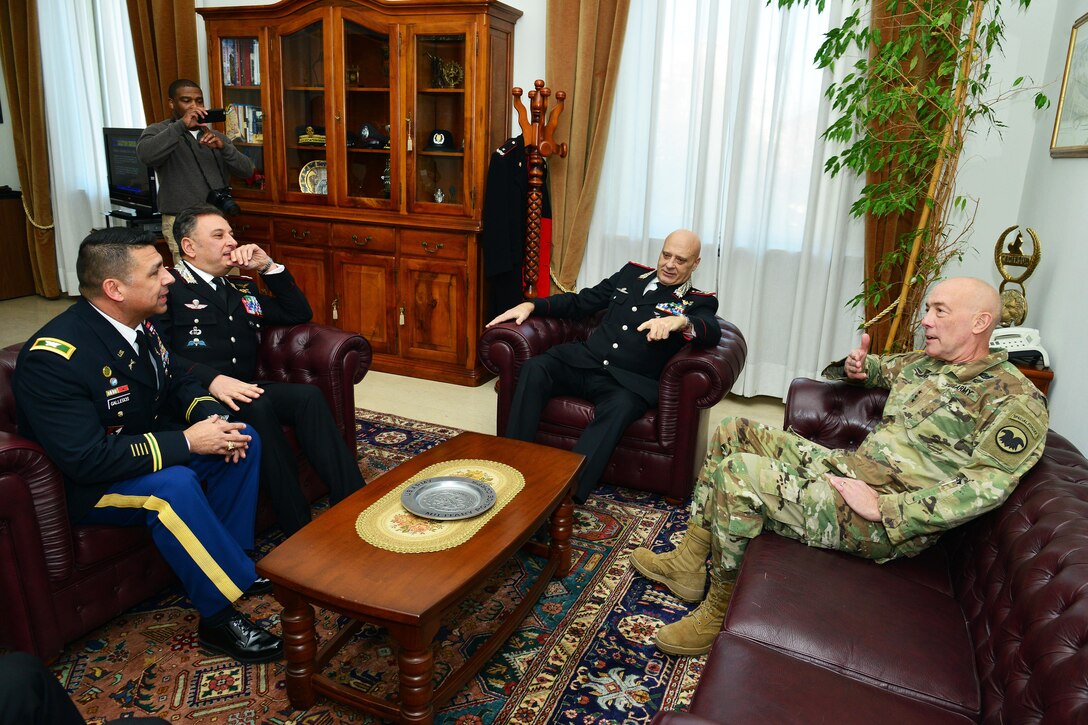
[845,332,871,380]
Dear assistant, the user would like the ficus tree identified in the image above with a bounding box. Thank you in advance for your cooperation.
[774,0,1047,351]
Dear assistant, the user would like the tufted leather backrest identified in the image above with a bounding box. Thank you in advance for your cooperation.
[785,377,1088,723]
[948,431,1088,724]
[783,378,888,449]
[254,324,371,450]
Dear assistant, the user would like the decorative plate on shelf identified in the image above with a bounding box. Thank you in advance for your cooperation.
[299,159,327,194]
[400,476,496,520]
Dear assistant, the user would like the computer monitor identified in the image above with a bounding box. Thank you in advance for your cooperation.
[103,127,158,216]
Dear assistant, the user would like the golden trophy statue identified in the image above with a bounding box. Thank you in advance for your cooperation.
[994,225,1041,327]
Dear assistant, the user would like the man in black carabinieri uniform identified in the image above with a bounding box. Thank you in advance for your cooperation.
[487,229,720,502]
[13,227,281,664]
[155,204,365,535]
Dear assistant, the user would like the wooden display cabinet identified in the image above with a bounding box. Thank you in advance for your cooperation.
[198,0,521,385]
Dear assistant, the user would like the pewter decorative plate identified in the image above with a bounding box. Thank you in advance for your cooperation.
[401,476,496,520]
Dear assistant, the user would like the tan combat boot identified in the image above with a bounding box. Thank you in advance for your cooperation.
[630,524,710,601]
[654,576,735,656]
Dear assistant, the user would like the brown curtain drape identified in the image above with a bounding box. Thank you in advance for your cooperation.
[127,0,199,125]
[0,0,59,297]
[545,0,630,292]
[864,1,960,351]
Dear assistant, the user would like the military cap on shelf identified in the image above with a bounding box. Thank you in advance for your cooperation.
[360,122,390,149]
[296,125,326,145]
[424,129,458,152]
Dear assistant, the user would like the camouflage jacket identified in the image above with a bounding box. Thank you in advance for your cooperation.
[821,350,1048,557]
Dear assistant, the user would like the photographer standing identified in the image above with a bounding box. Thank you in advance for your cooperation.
[138,79,254,264]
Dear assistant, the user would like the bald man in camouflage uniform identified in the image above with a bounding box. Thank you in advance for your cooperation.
[631,277,1049,656]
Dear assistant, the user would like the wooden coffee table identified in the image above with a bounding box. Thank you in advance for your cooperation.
[257,432,584,724]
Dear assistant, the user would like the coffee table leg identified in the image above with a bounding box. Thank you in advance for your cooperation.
[277,587,317,708]
[551,495,574,577]
[389,623,439,724]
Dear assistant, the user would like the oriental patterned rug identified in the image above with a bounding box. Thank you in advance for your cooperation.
[60,410,703,724]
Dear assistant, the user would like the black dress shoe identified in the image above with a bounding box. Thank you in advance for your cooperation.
[244,577,273,597]
[198,611,283,664]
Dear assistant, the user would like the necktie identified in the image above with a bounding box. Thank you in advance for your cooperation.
[215,277,230,304]
[135,329,159,387]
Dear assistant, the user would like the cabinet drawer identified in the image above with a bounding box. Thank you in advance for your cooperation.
[398,229,468,260]
[273,219,330,246]
[331,223,395,254]
[229,213,272,243]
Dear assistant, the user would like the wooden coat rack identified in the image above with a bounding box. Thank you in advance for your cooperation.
[512,79,567,296]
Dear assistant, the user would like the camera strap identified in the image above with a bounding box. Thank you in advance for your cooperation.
[184,131,230,192]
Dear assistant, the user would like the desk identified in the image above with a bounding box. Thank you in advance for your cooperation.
[1015,365,1052,396]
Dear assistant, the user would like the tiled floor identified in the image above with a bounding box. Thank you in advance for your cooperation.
[0,294,785,446]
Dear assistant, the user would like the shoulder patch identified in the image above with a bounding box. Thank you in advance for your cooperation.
[629,261,653,270]
[978,398,1046,472]
[30,337,76,359]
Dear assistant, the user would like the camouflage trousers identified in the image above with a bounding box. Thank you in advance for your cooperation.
[690,417,895,579]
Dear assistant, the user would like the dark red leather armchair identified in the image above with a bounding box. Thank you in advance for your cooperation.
[0,323,371,659]
[479,316,746,500]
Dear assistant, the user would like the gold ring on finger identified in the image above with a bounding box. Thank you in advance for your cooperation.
[227,441,236,452]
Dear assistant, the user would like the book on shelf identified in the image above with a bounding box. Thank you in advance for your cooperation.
[220,38,260,86]
[225,103,265,144]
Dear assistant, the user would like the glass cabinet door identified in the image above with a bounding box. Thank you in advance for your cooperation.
[280,21,328,201]
[342,18,395,208]
[216,34,267,200]
[410,31,469,215]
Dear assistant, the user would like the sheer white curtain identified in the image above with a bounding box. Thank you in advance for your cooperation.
[581,0,865,399]
[38,0,144,293]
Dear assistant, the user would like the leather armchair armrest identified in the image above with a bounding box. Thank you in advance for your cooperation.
[479,317,594,375]
[0,430,75,582]
[0,431,70,656]
[784,378,888,450]
[256,323,372,448]
[659,319,747,408]
[657,319,747,444]
[480,317,595,436]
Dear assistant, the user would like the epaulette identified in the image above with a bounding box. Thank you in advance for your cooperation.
[174,263,197,284]
[30,337,76,359]
[495,137,520,157]
[689,289,717,296]
[629,261,653,270]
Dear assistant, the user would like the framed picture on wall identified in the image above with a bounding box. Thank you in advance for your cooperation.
[1051,11,1088,157]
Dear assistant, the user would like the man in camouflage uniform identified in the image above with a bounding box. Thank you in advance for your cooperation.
[631,277,1049,656]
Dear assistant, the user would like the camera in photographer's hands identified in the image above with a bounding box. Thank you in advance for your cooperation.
[207,187,241,216]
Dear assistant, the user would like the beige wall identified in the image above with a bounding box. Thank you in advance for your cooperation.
[946,3,1087,452]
